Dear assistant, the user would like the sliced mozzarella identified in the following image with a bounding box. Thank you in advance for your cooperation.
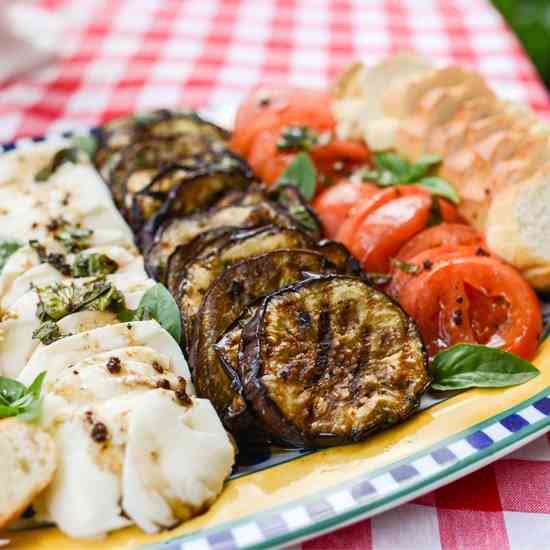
[123,391,234,532]
[35,394,134,539]
[19,321,192,390]
[47,347,180,405]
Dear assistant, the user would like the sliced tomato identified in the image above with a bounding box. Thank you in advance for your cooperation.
[231,87,333,157]
[396,223,483,261]
[336,186,461,273]
[387,244,486,302]
[310,140,371,179]
[312,180,379,239]
[398,256,542,360]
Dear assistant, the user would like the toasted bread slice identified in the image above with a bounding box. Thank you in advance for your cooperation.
[0,419,56,530]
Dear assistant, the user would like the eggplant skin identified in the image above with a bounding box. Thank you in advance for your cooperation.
[138,162,252,251]
[190,250,342,436]
[238,275,430,448]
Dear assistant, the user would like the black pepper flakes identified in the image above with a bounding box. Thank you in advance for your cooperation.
[156,378,171,390]
[175,377,192,405]
[423,259,433,270]
[84,410,94,424]
[106,356,122,374]
[452,309,463,326]
[456,296,464,304]
[91,422,109,443]
[152,361,163,374]
[475,247,490,257]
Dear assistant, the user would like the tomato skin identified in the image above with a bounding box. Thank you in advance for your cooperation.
[312,181,378,239]
[387,245,484,303]
[398,256,542,360]
[336,186,461,273]
[396,223,483,261]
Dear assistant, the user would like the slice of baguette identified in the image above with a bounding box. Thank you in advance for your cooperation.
[0,419,56,530]
[486,168,550,288]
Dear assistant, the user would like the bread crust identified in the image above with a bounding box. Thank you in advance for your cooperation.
[0,419,57,531]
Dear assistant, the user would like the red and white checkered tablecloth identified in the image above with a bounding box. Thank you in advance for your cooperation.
[1,1,549,548]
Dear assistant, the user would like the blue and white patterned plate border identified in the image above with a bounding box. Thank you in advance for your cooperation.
[2,130,550,550]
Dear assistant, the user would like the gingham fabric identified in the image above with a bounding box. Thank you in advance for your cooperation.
[1,1,549,549]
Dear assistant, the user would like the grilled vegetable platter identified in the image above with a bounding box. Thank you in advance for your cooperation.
[1,54,548,543]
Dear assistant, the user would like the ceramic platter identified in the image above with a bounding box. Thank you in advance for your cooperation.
[3,117,550,550]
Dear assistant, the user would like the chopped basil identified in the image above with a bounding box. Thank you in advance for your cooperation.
[432,344,540,391]
[72,252,119,277]
[29,240,72,276]
[0,372,46,422]
[390,258,422,274]
[359,152,460,204]
[116,283,181,343]
[275,153,317,201]
[32,321,65,345]
[54,224,93,253]
[365,272,392,285]
[426,195,444,227]
[288,205,319,232]
[35,147,80,182]
[36,279,125,322]
[0,240,22,274]
[277,125,320,152]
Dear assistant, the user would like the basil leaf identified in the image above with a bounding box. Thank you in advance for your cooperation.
[0,240,22,274]
[405,154,442,182]
[72,134,98,157]
[374,152,410,178]
[426,195,444,227]
[0,377,27,403]
[417,176,460,204]
[275,153,317,201]
[35,147,80,182]
[0,372,46,421]
[432,344,540,391]
[117,284,181,343]
[277,126,320,151]
[32,321,64,345]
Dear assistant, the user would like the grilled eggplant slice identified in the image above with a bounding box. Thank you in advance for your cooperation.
[316,240,361,275]
[138,163,253,250]
[269,185,323,240]
[171,225,316,348]
[189,249,340,434]
[130,152,252,234]
[144,196,309,280]
[238,275,430,448]
[147,111,229,142]
[109,134,221,214]
[93,110,171,179]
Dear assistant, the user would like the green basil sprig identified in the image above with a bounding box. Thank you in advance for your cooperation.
[0,372,46,422]
[275,152,317,201]
[360,152,460,204]
[117,283,181,343]
[0,240,22,274]
[431,344,540,391]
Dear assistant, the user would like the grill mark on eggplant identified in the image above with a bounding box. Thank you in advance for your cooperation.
[312,307,332,386]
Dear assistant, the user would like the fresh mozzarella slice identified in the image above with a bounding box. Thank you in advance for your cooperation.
[0,149,133,246]
[0,246,38,301]
[19,321,192,390]
[47,347,180,405]
[123,391,234,532]
[2,263,62,309]
[34,394,134,539]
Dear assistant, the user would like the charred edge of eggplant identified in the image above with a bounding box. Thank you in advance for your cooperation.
[238,274,431,448]
[146,110,231,142]
[138,164,253,252]
[316,239,362,276]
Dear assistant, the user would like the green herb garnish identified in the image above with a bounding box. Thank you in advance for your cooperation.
[32,321,65,345]
[0,240,22,274]
[29,240,72,276]
[71,134,98,157]
[54,224,93,253]
[277,126,320,152]
[116,283,181,343]
[72,252,119,277]
[432,344,540,391]
[275,152,317,201]
[35,279,125,322]
[360,152,460,204]
[0,372,46,422]
[390,258,422,274]
[35,148,80,182]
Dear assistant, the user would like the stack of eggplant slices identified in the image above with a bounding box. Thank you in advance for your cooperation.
[95,109,429,447]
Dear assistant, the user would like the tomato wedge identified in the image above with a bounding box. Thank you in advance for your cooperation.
[312,180,378,238]
[387,245,486,302]
[396,223,483,261]
[336,186,461,273]
[398,256,542,360]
